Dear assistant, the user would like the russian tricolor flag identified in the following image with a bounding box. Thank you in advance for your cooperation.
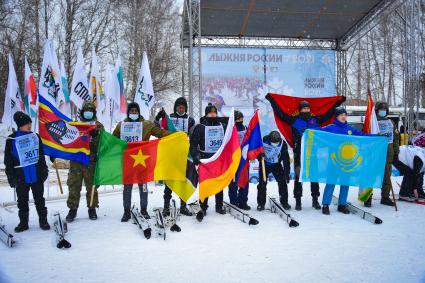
[235,110,264,188]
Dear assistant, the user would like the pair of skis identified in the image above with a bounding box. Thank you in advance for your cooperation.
[0,222,16,248]
[131,200,181,240]
[268,196,299,228]
[53,212,72,249]
[332,196,383,224]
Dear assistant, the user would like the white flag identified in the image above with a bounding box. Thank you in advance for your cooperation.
[50,42,70,117]
[2,54,24,128]
[70,45,91,120]
[89,47,106,124]
[134,51,154,119]
[38,41,61,109]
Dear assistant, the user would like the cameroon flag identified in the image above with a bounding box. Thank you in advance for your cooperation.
[94,130,189,185]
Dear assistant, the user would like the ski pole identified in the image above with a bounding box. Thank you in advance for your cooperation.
[390,185,398,212]
[54,160,64,195]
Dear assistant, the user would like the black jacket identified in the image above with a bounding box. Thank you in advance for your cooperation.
[190,116,226,162]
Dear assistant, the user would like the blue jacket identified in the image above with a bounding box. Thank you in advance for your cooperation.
[4,131,48,185]
[320,119,368,136]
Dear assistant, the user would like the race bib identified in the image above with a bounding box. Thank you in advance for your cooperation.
[378,120,394,144]
[15,133,39,168]
[264,143,282,164]
[170,117,189,133]
[120,122,143,143]
[204,125,224,153]
[238,130,246,145]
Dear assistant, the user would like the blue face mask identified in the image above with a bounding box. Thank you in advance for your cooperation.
[83,111,94,120]
[378,110,387,117]
[129,114,139,121]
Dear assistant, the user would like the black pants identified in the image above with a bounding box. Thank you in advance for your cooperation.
[257,162,288,206]
[294,161,320,199]
[200,191,223,211]
[163,185,187,207]
[393,158,422,197]
[16,182,47,214]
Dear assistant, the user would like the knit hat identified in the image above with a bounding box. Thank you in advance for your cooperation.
[299,100,310,111]
[13,111,32,128]
[335,107,347,118]
[205,103,217,116]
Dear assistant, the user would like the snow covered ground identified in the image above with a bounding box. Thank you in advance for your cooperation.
[1,179,425,283]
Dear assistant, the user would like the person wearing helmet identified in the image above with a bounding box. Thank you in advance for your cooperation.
[256,130,291,211]
[228,110,250,210]
[114,102,170,221]
[319,107,369,215]
[190,103,227,216]
[155,97,195,217]
[66,100,104,222]
[266,97,345,211]
[358,101,399,207]
[4,111,50,232]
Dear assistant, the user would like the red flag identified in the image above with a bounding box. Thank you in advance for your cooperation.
[266,93,345,147]
[362,90,379,134]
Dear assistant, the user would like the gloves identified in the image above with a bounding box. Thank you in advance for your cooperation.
[192,157,200,166]
[257,153,265,161]
[50,156,56,163]
[155,108,166,121]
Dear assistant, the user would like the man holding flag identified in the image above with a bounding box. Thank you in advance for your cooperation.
[155,97,195,216]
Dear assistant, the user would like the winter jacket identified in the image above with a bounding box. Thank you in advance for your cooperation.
[190,116,226,162]
[320,119,369,136]
[113,117,170,141]
[262,135,290,174]
[4,131,48,186]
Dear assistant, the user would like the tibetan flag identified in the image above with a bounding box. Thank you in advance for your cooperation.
[94,131,188,185]
[359,90,379,202]
[235,110,264,188]
[198,109,242,202]
[38,95,96,165]
[266,93,345,148]
[300,129,387,188]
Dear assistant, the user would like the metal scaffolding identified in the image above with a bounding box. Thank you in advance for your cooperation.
[182,0,422,130]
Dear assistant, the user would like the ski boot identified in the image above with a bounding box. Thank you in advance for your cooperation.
[180,205,193,216]
[121,208,131,222]
[364,197,372,207]
[140,208,151,219]
[312,197,321,210]
[66,209,77,222]
[295,198,302,211]
[215,206,226,215]
[256,204,265,211]
[337,205,350,214]
[238,203,251,211]
[88,208,98,220]
[322,205,330,215]
[380,197,394,206]
[15,211,29,233]
[38,209,51,230]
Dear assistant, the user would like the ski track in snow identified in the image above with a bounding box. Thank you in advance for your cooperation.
[1,180,425,283]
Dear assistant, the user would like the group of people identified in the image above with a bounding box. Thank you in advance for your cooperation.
[4,95,425,233]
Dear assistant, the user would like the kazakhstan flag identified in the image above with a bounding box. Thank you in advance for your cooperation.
[300,129,387,188]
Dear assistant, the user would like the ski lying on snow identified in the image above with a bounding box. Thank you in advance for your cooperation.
[223,201,259,226]
[163,199,181,232]
[0,223,16,248]
[131,205,152,239]
[187,201,204,222]
[153,208,166,240]
[53,212,71,249]
[268,196,299,228]
[332,195,383,224]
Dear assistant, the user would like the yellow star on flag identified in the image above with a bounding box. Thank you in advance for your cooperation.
[130,149,150,167]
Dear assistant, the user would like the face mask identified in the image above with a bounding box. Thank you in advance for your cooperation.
[378,110,387,117]
[236,121,243,126]
[271,142,280,147]
[83,111,94,120]
[300,112,311,120]
[129,114,139,121]
[177,111,186,117]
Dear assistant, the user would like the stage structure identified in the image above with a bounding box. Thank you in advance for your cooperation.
[181,0,422,137]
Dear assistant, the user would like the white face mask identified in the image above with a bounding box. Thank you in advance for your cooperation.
[177,111,186,117]
[271,142,280,147]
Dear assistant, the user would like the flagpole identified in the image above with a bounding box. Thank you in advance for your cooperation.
[53,160,64,194]
[390,186,398,212]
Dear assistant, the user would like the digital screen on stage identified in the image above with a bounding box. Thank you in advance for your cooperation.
[199,47,336,136]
